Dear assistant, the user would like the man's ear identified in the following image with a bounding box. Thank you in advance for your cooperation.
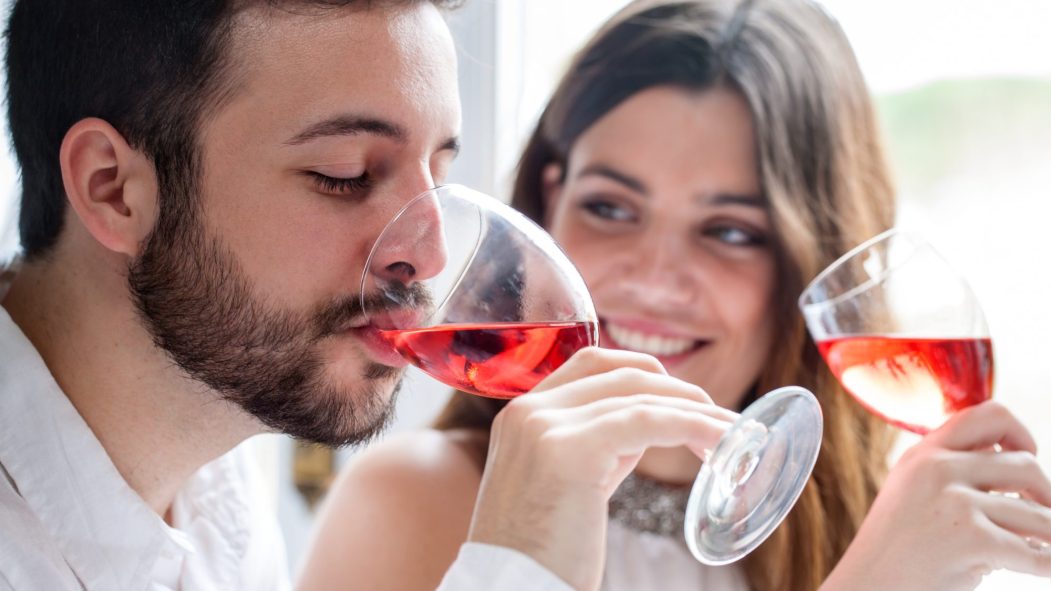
[59,117,159,257]
[540,162,564,228]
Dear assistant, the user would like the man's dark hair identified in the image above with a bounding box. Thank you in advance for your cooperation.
[4,0,460,260]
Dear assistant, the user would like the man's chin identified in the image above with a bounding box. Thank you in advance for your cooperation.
[364,362,405,383]
[287,377,403,448]
[336,366,405,443]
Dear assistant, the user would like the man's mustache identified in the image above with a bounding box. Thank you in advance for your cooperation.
[314,282,434,337]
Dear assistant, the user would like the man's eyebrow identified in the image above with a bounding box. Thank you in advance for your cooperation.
[285,115,407,146]
[576,164,649,195]
[440,136,461,157]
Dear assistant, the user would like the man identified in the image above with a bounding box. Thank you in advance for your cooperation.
[0,1,728,589]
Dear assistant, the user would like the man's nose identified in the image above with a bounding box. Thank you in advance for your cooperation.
[368,188,448,288]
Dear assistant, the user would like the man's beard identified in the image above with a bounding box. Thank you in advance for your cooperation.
[127,191,402,447]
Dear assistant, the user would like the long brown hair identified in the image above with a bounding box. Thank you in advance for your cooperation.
[436,1,896,589]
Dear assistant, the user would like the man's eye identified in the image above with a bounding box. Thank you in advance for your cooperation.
[581,199,636,222]
[308,171,373,195]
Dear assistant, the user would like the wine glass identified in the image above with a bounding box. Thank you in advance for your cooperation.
[361,183,823,565]
[798,229,994,435]
[360,183,599,398]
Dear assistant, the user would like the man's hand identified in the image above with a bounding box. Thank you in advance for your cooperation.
[467,347,738,591]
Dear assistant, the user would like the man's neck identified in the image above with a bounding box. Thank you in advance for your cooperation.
[2,251,259,520]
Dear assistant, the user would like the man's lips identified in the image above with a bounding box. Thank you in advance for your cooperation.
[361,306,429,331]
[347,324,410,369]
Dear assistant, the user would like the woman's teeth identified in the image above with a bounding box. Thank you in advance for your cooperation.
[605,323,697,357]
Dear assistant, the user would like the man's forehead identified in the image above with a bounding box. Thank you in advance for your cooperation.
[199,1,459,149]
[229,1,438,49]
[224,1,453,91]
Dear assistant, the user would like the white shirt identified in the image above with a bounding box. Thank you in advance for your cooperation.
[0,303,291,590]
[0,266,570,591]
[439,544,572,591]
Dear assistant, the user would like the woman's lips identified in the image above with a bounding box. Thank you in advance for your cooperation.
[599,319,707,365]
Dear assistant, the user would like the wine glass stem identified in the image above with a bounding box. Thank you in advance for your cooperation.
[708,421,768,523]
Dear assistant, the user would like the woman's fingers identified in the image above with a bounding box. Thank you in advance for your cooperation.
[981,512,1051,578]
[928,401,1037,454]
[827,402,1051,590]
[981,491,1051,543]
[959,450,1051,507]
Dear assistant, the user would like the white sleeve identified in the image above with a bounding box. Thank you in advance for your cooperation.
[437,543,574,591]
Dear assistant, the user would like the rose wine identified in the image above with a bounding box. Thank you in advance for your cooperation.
[818,336,994,434]
[380,321,596,399]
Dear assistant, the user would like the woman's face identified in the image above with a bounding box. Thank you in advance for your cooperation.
[545,86,777,410]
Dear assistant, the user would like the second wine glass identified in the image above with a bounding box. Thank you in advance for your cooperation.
[798,229,994,435]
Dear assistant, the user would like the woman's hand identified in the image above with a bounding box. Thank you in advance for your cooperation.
[823,401,1051,591]
[466,347,739,591]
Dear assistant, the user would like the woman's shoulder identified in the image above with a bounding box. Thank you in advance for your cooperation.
[341,427,488,497]
[298,429,488,591]
[319,428,487,540]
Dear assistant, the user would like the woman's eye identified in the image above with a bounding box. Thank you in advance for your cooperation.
[706,225,766,246]
[308,171,373,196]
[581,199,636,222]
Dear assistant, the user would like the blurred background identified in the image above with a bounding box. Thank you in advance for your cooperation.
[1,1,1048,588]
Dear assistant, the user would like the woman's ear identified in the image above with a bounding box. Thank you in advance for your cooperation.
[59,117,160,257]
[540,162,565,228]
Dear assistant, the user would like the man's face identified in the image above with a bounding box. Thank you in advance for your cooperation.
[129,3,461,446]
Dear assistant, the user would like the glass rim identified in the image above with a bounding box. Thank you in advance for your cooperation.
[359,183,484,324]
[797,228,923,313]
[359,183,598,328]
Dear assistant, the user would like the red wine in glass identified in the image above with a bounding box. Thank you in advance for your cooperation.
[801,230,995,434]
[817,336,994,434]
[380,321,596,399]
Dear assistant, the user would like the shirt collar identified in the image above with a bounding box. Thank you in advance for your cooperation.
[0,289,181,590]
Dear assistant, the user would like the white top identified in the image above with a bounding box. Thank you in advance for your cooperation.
[0,265,570,591]
[439,544,573,591]
[603,520,748,591]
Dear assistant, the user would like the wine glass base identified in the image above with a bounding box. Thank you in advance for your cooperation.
[684,386,823,565]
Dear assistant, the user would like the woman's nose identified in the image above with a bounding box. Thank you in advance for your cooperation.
[614,233,697,307]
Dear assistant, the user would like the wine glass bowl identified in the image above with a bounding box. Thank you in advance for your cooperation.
[360,184,599,399]
[799,229,994,434]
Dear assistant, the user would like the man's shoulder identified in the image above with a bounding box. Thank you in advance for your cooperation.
[0,473,81,589]
[179,440,292,590]
[0,470,51,548]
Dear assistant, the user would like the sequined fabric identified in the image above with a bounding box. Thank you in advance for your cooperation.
[608,472,691,539]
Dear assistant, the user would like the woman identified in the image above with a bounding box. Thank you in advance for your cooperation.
[299,1,1051,589]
